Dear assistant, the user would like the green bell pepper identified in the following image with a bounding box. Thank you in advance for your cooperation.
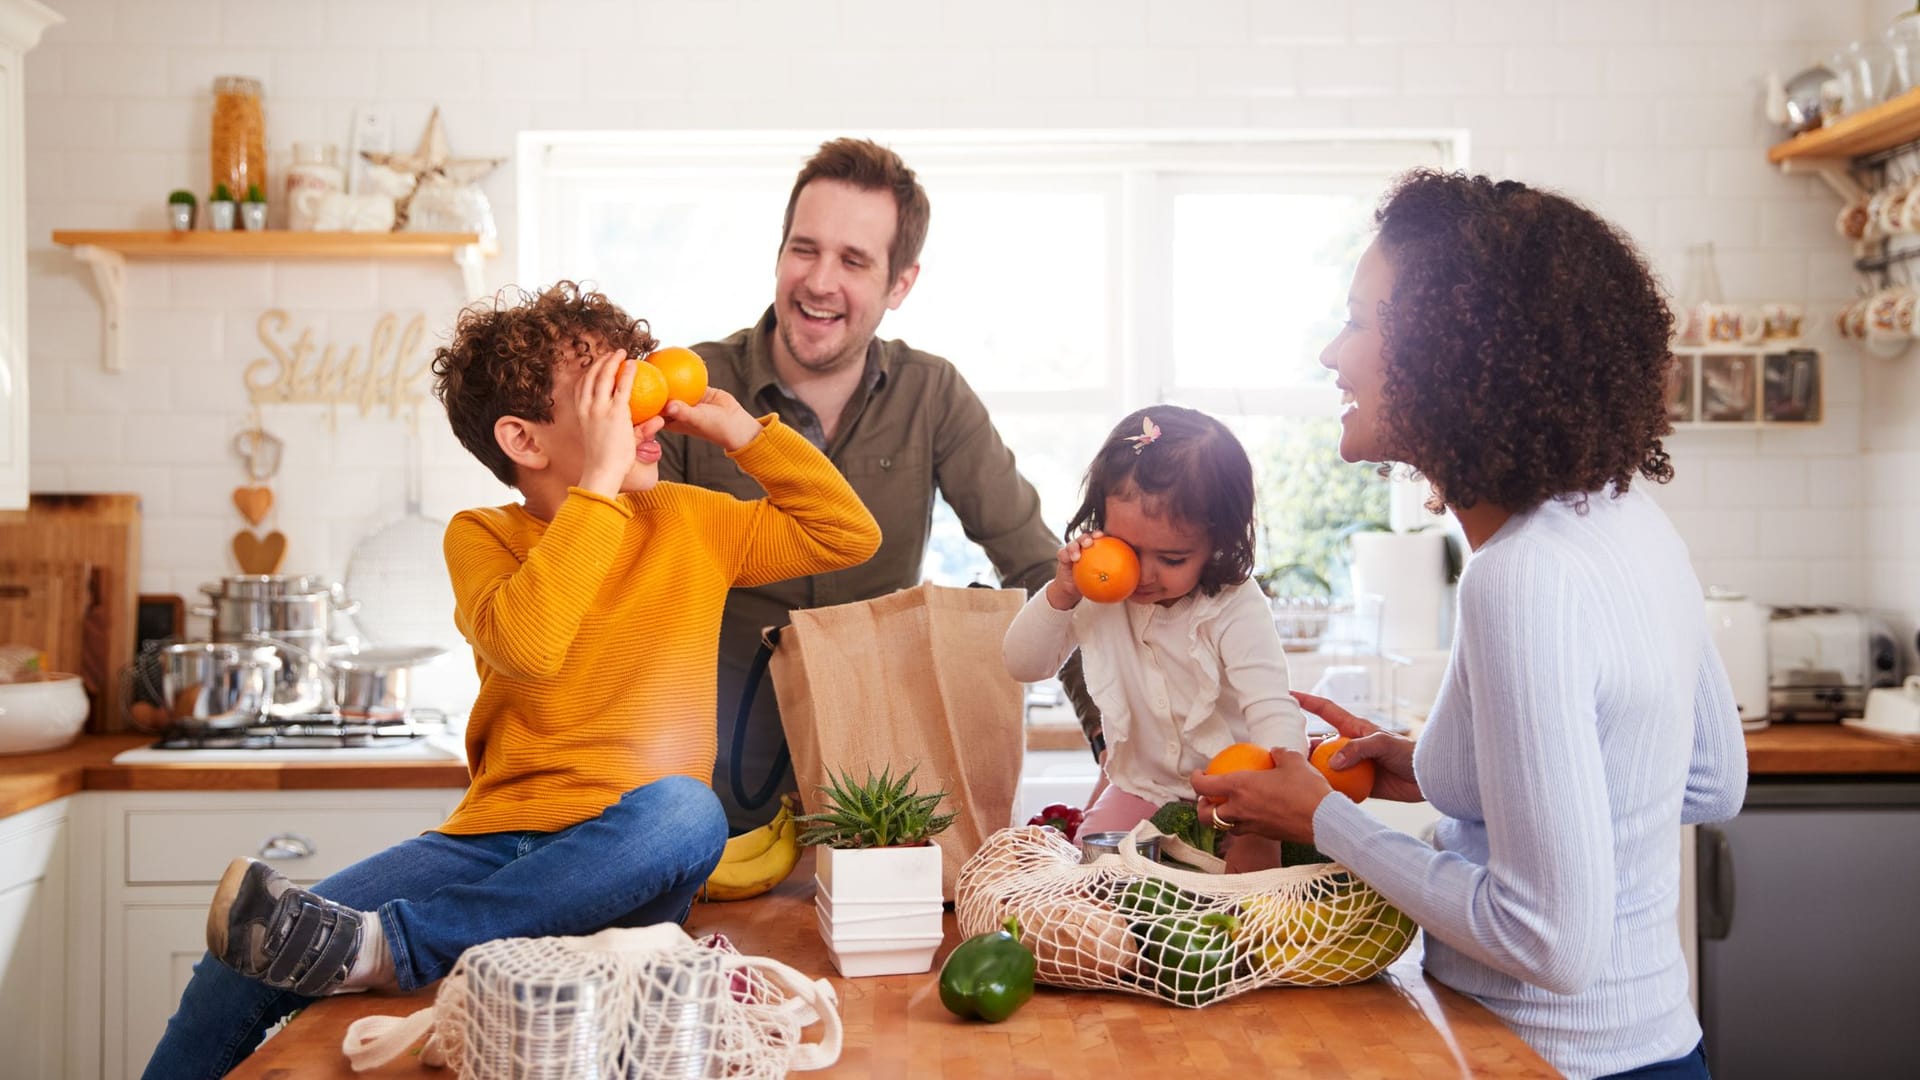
[1114,877,1202,920]
[1137,910,1241,1007]
[938,916,1037,1023]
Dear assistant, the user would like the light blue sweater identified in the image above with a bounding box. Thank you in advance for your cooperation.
[1314,487,1748,1080]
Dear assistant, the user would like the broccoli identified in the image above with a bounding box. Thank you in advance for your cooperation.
[1149,800,1220,858]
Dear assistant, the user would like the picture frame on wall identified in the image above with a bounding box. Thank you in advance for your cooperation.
[1700,353,1757,423]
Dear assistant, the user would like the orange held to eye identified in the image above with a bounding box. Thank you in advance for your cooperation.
[646,345,709,407]
[627,361,670,424]
[1072,535,1140,603]
[1310,736,1375,803]
[1205,742,1276,775]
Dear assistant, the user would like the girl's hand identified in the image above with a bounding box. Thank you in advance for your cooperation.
[1189,748,1329,844]
[577,348,640,495]
[1295,691,1424,803]
[661,387,762,452]
[1046,532,1104,610]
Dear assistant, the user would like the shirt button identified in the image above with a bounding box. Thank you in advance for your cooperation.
[879,457,892,469]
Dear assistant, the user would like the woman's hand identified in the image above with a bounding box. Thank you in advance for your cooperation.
[1189,749,1330,844]
[577,348,640,496]
[1295,691,1424,803]
[1044,532,1104,610]
[661,387,762,452]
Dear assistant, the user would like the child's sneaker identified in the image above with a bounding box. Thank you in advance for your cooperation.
[206,857,364,996]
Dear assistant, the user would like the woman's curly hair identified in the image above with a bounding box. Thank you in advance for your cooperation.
[1065,405,1256,597]
[1372,170,1674,512]
[431,281,658,487]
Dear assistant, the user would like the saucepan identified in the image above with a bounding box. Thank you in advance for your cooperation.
[243,636,448,721]
[158,642,282,730]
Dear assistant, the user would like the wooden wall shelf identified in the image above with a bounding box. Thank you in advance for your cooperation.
[1768,87,1920,164]
[51,229,495,372]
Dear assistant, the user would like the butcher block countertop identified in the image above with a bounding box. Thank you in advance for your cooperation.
[4,725,1919,821]
[226,849,1554,1080]
[0,734,471,816]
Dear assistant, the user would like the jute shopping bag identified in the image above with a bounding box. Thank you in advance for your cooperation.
[769,583,1026,898]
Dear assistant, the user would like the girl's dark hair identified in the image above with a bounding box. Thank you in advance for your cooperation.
[1065,405,1256,597]
[1371,169,1674,512]
[431,281,657,487]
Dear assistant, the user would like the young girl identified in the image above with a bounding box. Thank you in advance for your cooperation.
[1003,405,1308,873]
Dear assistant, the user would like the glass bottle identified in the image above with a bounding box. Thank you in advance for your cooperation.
[1676,242,1725,346]
[210,76,266,206]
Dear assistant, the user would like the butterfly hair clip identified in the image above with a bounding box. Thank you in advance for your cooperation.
[1123,415,1161,454]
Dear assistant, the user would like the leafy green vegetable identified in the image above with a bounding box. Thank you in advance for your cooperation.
[1149,800,1220,858]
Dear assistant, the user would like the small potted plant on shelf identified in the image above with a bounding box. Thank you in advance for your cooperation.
[240,183,267,231]
[797,764,953,976]
[166,189,196,231]
[207,183,236,231]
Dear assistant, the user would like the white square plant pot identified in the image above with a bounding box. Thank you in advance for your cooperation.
[814,844,946,977]
[814,843,943,903]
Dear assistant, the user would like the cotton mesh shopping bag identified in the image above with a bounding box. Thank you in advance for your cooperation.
[770,582,1026,898]
[341,923,842,1078]
[954,822,1418,1007]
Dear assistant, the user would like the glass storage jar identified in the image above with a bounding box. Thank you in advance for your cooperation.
[285,142,344,231]
[210,75,266,204]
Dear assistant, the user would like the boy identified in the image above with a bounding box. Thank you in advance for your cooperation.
[143,282,881,1078]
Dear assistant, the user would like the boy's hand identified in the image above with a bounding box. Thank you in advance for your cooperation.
[577,348,640,496]
[661,388,762,452]
[1045,532,1103,610]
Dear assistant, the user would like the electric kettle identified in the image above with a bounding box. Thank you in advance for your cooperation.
[1704,586,1769,728]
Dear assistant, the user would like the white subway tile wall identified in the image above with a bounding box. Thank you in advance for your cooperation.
[19,0,1911,655]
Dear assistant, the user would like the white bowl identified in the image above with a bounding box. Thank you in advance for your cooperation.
[0,674,90,755]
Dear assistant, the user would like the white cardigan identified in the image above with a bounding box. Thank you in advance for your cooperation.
[1004,578,1308,804]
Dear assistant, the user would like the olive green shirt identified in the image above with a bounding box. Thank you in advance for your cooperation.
[661,309,1099,826]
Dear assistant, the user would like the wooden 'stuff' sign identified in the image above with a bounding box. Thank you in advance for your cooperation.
[245,309,431,418]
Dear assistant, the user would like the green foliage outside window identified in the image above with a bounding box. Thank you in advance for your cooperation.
[1253,417,1389,599]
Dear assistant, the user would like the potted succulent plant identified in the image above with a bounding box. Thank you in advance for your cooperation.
[167,189,196,231]
[240,182,267,231]
[207,183,236,231]
[798,764,954,976]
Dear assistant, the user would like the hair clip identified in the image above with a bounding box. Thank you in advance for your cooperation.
[1123,415,1161,454]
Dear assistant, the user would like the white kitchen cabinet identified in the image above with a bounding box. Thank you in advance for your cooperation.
[0,0,61,510]
[93,788,464,1080]
[0,796,72,1080]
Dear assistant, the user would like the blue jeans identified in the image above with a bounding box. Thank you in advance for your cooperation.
[141,774,727,1080]
[1602,1039,1711,1079]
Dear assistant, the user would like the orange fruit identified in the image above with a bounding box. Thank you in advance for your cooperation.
[647,345,709,408]
[1310,736,1374,803]
[1206,742,1276,775]
[1072,535,1140,603]
[627,360,670,424]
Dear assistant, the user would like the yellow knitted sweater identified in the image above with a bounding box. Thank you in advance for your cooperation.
[438,416,880,835]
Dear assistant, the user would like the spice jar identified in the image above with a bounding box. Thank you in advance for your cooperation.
[210,76,266,207]
[285,142,344,231]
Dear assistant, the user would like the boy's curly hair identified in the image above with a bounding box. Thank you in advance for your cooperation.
[431,281,658,487]
[1065,405,1256,597]
[1372,170,1674,512]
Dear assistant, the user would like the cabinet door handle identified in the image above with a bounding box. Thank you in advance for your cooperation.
[1696,825,1735,940]
[259,832,316,860]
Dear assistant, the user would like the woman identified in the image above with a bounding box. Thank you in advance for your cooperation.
[1191,171,1747,1080]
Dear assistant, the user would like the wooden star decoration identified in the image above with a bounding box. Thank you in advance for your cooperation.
[359,107,505,229]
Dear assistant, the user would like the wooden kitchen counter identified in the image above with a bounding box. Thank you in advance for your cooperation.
[227,850,1553,1080]
[1744,722,1920,775]
[0,734,471,817]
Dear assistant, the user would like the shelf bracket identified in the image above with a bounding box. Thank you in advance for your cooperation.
[69,244,126,373]
[1780,159,1865,203]
[454,244,485,301]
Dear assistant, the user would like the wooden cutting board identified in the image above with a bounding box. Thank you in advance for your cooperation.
[0,558,93,679]
[0,494,142,732]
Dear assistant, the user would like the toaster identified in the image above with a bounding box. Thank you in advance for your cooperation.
[1767,606,1903,721]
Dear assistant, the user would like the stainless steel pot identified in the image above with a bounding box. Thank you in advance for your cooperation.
[160,642,281,730]
[203,574,329,600]
[325,644,447,720]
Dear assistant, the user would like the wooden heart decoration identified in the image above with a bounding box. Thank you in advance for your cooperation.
[232,530,288,574]
[232,485,273,526]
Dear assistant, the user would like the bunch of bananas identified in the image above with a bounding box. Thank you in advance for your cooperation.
[700,793,802,902]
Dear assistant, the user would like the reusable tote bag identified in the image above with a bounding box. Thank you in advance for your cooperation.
[768,583,1027,897]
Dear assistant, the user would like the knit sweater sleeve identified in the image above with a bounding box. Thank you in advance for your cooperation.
[701,415,882,588]
[1213,586,1309,755]
[1002,587,1079,683]
[1313,541,1615,996]
[1683,638,1748,824]
[445,490,632,681]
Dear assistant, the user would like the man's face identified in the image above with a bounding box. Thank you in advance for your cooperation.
[772,179,918,375]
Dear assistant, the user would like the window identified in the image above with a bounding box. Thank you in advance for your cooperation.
[520,131,1462,594]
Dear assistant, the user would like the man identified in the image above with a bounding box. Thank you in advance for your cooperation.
[659,137,1098,829]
